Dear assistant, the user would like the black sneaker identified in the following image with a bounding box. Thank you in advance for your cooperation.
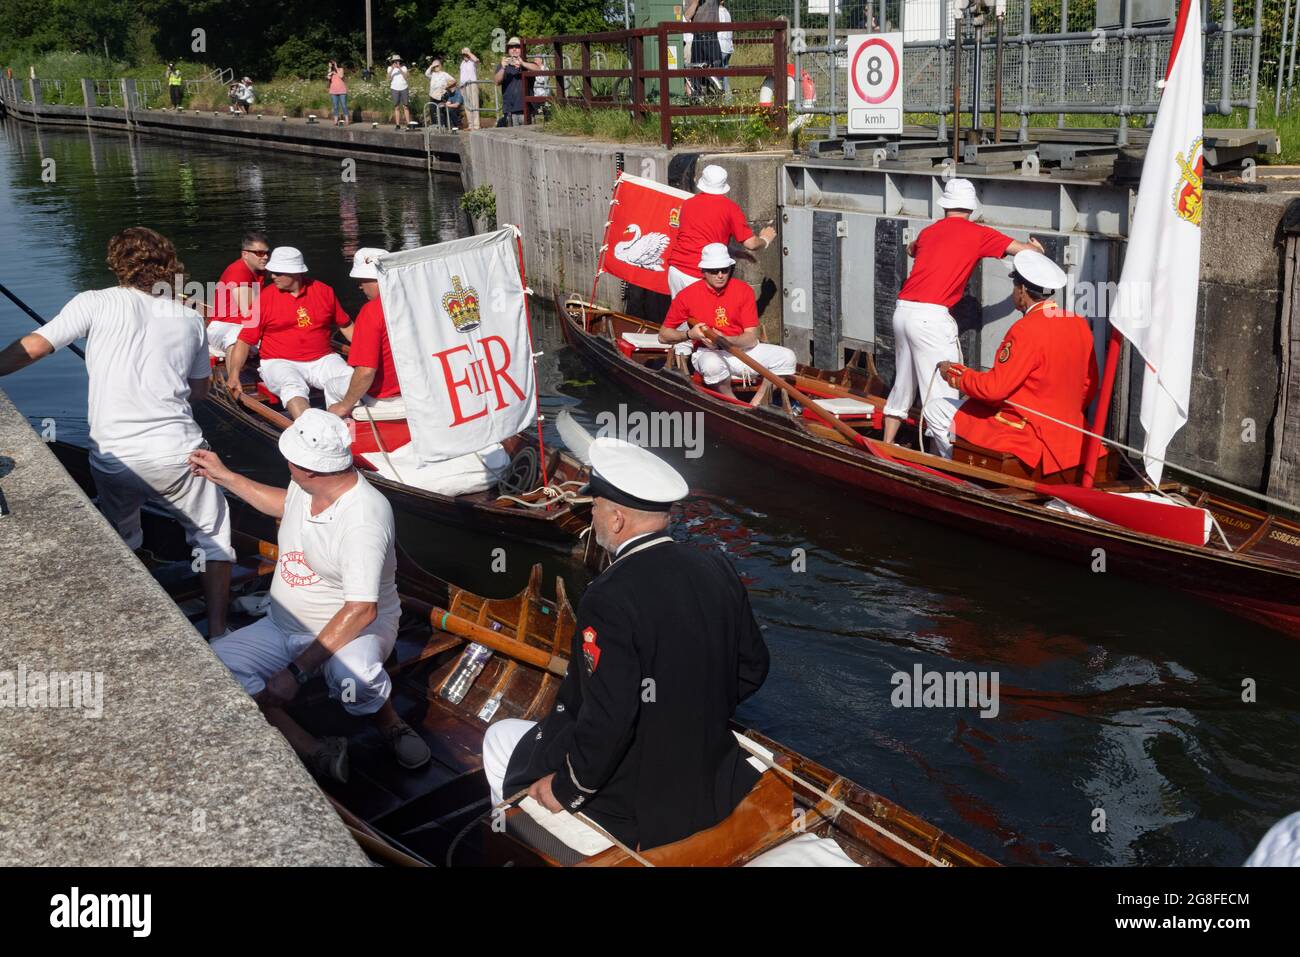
[385,721,431,769]
[310,736,349,783]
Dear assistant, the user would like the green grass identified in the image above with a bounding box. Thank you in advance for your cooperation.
[542,103,786,150]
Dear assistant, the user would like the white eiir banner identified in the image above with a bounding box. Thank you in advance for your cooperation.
[1108,0,1202,483]
[376,228,536,463]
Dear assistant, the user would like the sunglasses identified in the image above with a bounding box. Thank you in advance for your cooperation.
[701,267,730,275]
[243,248,271,256]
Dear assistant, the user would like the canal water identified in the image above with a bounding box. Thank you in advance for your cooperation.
[3,120,1298,866]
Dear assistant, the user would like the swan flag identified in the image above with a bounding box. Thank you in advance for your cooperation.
[376,228,536,463]
[1108,0,1203,483]
[598,173,693,295]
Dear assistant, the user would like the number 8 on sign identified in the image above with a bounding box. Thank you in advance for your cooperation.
[851,37,899,104]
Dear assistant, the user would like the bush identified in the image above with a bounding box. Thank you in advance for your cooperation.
[460,184,497,229]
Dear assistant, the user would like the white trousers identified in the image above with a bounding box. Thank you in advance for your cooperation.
[691,342,797,385]
[482,717,538,805]
[259,353,351,404]
[883,300,962,429]
[206,321,245,357]
[323,373,409,421]
[667,266,700,299]
[93,453,234,562]
[211,613,397,716]
[921,396,965,458]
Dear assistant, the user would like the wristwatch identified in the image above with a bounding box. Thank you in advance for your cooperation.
[286,661,311,685]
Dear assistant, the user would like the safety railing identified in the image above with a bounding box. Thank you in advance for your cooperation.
[518,20,789,147]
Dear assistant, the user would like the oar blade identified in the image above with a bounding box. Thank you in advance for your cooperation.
[556,409,594,466]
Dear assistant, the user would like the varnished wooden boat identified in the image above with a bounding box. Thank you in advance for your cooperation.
[204,355,597,564]
[559,296,1300,641]
[50,439,996,867]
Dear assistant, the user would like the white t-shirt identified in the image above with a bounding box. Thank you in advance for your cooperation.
[459,59,477,87]
[388,65,409,91]
[718,7,733,55]
[39,287,209,471]
[269,475,401,639]
[425,67,454,99]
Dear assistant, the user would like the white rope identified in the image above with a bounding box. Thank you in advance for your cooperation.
[359,404,404,484]
[734,737,949,867]
[497,482,592,510]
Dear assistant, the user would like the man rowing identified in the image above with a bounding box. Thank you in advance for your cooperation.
[191,409,431,782]
[481,438,770,850]
[323,248,407,422]
[931,249,1102,476]
[882,178,1044,448]
[206,230,270,357]
[666,164,776,299]
[0,227,233,639]
[223,246,354,419]
[658,243,796,402]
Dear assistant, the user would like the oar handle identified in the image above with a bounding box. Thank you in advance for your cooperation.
[0,282,86,360]
[430,606,569,676]
[700,328,871,451]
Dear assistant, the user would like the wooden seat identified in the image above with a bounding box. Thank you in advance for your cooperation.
[952,437,1119,484]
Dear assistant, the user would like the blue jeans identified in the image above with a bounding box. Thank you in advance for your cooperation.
[330,93,347,119]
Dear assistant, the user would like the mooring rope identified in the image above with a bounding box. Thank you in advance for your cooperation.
[497,481,592,510]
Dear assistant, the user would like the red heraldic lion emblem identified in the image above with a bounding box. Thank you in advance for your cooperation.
[279,550,321,587]
[1173,136,1203,227]
[581,626,600,674]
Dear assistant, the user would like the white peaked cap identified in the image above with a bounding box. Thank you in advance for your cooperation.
[350,247,389,280]
[937,177,980,212]
[1008,249,1067,292]
[266,246,308,274]
[698,242,735,271]
[278,409,354,472]
[580,437,689,511]
[696,164,730,195]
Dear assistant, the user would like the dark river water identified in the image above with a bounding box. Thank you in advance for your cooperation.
[3,119,1298,866]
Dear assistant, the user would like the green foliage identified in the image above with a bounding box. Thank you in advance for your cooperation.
[460,184,498,228]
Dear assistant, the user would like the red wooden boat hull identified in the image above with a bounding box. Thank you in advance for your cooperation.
[561,309,1300,641]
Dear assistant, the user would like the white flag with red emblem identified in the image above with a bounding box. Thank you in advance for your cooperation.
[598,173,693,295]
[1108,0,1203,482]
[377,228,536,463]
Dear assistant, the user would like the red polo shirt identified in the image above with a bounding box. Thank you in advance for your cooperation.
[210,258,263,323]
[348,298,400,399]
[667,192,755,279]
[664,276,758,336]
[237,279,351,361]
[899,216,1014,309]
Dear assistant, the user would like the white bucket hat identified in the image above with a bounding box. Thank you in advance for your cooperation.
[937,178,980,214]
[266,246,308,274]
[696,164,730,195]
[350,247,389,281]
[1008,249,1067,293]
[279,409,354,472]
[698,242,735,271]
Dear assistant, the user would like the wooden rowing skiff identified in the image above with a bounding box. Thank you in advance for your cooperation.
[204,355,597,564]
[50,440,996,867]
[558,296,1300,641]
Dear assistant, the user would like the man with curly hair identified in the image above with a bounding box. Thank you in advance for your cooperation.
[0,227,233,638]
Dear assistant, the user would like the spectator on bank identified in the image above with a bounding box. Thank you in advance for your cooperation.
[494,38,542,127]
[239,77,256,113]
[228,81,244,114]
[328,61,349,126]
[424,56,455,128]
[443,81,466,130]
[387,54,411,131]
[459,48,481,130]
[166,62,184,110]
[718,0,733,99]
[685,0,723,72]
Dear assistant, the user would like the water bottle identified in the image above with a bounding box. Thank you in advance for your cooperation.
[442,642,493,704]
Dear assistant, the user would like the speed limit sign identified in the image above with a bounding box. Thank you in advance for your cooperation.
[847,33,903,135]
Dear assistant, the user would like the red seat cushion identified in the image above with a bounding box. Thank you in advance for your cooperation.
[351,419,412,455]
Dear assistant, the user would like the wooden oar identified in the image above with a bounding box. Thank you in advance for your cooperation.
[0,281,86,359]
[430,606,568,676]
[700,328,888,455]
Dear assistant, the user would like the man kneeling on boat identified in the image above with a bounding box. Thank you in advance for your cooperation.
[224,246,355,420]
[657,243,796,403]
[323,247,407,423]
[190,410,431,782]
[930,250,1101,475]
[481,438,770,851]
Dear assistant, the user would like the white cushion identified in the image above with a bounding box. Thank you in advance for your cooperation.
[518,796,614,857]
[622,332,671,350]
[812,397,876,417]
[745,833,862,867]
